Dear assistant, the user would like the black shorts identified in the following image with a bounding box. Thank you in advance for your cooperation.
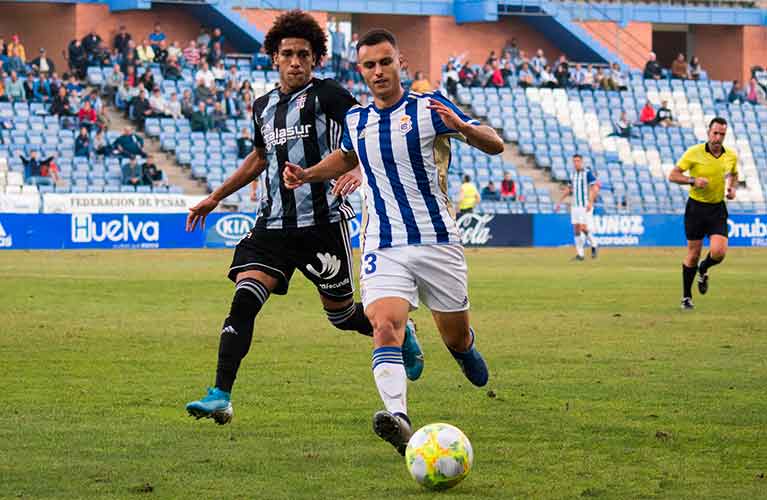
[684,198,728,241]
[228,220,355,299]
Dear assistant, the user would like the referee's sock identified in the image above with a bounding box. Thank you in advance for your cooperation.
[682,264,697,299]
[698,253,723,275]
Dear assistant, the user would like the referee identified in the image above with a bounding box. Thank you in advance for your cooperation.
[668,117,738,310]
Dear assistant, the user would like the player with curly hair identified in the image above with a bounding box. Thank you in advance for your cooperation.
[184,11,423,425]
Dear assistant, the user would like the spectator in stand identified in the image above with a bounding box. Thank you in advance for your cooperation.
[67,39,87,79]
[154,39,168,65]
[554,56,570,88]
[148,23,166,50]
[137,70,155,93]
[114,25,132,56]
[32,74,54,103]
[505,38,520,62]
[212,60,227,87]
[346,32,359,76]
[501,61,514,88]
[196,26,211,49]
[329,18,346,76]
[136,39,155,65]
[208,41,224,67]
[211,101,229,132]
[114,127,146,158]
[23,77,34,101]
[514,49,529,69]
[458,174,480,214]
[607,63,627,91]
[149,86,168,117]
[93,129,111,156]
[727,80,744,103]
[531,49,547,76]
[6,71,25,102]
[239,89,253,119]
[517,62,534,88]
[478,63,494,87]
[164,54,182,81]
[746,77,766,105]
[82,30,102,60]
[236,127,253,159]
[6,35,26,62]
[595,67,609,89]
[410,71,432,93]
[77,100,98,130]
[121,46,137,75]
[689,56,702,80]
[21,150,57,186]
[501,172,516,200]
[209,27,225,49]
[458,61,476,87]
[671,53,688,80]
[93,41,111,67]
[0,80,5,102]
[481,181,501,201]
[121,156,143,187]
[50,86,73,116]
[252,46,271,70]
[105,63,123,102]
[639,101,656,125]
[74,127,91,156]
[655,100,676,127]
[5,45,25,74]
[539,64,557,88]
[486,50,498,67]
[190,101,213,132]
[239,80,253,98]
[167,41,183,62]
[130,88,152,129]
[142,155,165,186]
[643,51,662,80]
[226,65,241,90]
[221,88,239,118]
[30,48,55,76]
[608,111,638,138]
[167,92,182,120]
[180,89,195,118]
[195,60,215,89]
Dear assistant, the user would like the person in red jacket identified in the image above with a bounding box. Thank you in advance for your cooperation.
[501,171,517,200]
[639,100,656,126]
[77,100,97,131]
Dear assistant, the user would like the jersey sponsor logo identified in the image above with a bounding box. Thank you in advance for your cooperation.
[262,123,313,151]
[0,222,12,248]
[215,214,255,241]
[456,213,494,245]
[71,214,159,244]
[318,277,351,290]
[399,115,413,135]
[306,252,342,280]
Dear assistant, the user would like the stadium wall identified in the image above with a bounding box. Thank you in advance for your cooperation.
[690,25,767,82]
[0,2,76,71]
[576,21,652,69]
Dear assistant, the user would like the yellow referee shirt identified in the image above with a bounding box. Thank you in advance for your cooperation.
[459,182,480,211]
[676,143,738,203]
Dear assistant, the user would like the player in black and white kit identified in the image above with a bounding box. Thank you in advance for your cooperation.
[184,11,423,425]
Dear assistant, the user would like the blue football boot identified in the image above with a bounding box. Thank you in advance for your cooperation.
[186,387,233,425]
[401,318,424,381]
[449,328,489,387]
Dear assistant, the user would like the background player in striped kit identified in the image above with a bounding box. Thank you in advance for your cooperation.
[283,29,504,456]
[183,12,423,425]
[555,154,600,260]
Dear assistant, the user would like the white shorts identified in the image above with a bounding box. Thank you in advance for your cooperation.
[571,206,594,227]
[360,244,470,312]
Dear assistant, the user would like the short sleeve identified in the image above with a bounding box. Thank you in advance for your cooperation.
[676,147,695,172]
[252,107,265,148]
[730,152,739,176]
[587,170,597,184]
[317,78,359,125]
[429,91,480,136]
[340,117,355,153]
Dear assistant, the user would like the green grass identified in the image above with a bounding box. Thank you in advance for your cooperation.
[2,248,766,499]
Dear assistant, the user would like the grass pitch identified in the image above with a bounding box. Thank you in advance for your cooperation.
[2,247,766,499]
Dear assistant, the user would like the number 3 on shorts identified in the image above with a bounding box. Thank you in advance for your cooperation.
[363,253,377,274]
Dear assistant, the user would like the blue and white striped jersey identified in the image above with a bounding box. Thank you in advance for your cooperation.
[571,168,597,208]
[340,91,480,253]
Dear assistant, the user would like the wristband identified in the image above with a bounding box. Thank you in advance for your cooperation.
[688,177,696,185]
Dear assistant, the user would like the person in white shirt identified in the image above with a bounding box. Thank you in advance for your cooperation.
[167,92,182,119]
[195,61,216,90]
[148,87,168,116]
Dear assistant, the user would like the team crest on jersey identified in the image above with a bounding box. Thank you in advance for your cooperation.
[399,115,413,135]
[296,93,307,110]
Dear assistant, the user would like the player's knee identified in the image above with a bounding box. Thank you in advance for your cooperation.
[370,316,400,345]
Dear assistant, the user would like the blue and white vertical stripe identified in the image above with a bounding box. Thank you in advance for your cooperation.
[341,91,478,253]
[372,346,404,370]
[571,169,597,208]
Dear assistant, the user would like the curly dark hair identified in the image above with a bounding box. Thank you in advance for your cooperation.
[263,10,327,68]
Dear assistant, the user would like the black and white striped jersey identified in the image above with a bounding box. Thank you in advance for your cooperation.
[252,78,357,230]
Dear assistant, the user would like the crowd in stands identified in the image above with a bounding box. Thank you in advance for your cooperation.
[457,173,518,208]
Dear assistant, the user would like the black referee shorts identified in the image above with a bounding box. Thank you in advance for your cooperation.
[684,198,728,241]
[227,220,355,300]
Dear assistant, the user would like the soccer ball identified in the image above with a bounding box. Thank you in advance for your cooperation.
[405,423,473,490]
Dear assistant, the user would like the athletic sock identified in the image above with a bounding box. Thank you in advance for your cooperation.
[574,233,585,257]
[682,264,697,299]
[215,278,270,393]
[584,230,597,248]
[698,253,723,275]
[325,302,373,336]
[372,347,407,416]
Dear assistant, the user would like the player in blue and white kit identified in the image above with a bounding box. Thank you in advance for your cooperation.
[555,154,600,260]
[283,29,504,456]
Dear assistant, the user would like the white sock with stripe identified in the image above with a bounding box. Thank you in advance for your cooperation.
[574,233,586,257]
[372,347,407,416]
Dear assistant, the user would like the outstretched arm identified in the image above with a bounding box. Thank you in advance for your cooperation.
[283,149,359,189]
[428,98,504,155]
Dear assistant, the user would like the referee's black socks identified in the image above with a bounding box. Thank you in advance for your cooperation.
[682,264,697,299]
[698,253,723,275]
